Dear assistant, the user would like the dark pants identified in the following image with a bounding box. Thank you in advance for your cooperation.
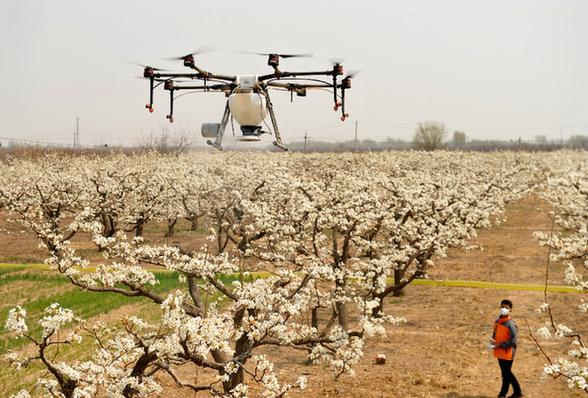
[498,358,522,396]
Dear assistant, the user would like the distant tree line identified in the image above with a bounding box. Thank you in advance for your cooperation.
[2,122,588,155]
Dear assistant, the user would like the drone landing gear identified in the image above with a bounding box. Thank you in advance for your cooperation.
[264,89,288,151]
[205,102,231,151]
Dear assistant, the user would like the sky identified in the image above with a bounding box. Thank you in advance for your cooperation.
[0,0,587,147]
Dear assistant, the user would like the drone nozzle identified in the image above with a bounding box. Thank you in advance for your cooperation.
[333,63,344,76]
[183,54,195,67]
[268,54,280,67]
[164,80,174,90]
[143,67,155,78]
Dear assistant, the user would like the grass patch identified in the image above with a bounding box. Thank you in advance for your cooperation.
[0,266,23,276]
[0,270,181,354]
[0,272,65,286]
[0,267,258,355]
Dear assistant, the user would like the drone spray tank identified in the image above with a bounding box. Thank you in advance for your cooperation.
[201,75,267,142]
[228,75,268,141]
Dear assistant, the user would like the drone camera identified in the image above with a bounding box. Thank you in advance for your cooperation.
[164,80,174,90]
[333,64,344,76]
[267,54,280,67]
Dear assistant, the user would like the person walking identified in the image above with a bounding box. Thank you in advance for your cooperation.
[490,299,523,398]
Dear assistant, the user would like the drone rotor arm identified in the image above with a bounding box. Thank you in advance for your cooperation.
[171,83,232,91]
[258,70,334,82]
[266,81,332,89]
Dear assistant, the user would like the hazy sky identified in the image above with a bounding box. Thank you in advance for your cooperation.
[1,0,587,147]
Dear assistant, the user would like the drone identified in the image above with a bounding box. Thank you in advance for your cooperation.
[136,48,355,151]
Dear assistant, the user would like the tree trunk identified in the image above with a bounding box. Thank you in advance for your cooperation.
[165,218,178,237]
[336,302,348,331]
[393,269,404,297]
[311,307,319,330]
[100,213,114,237]
[135,218,145,238]
[223,333,250,392]
[372,295,385,318]
[189,215,199,231]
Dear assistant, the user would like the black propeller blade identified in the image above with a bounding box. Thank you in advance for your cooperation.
[328,57,346,66]
[344,70,361,79]
[245,51,313,59]
[164,46,216,61]
[127,61,169,71]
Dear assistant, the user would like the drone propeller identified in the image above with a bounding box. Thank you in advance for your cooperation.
[344,70,360,79]
[164,46,216,62]
[328,57,346,66]
[127,61,169,71]
[270,53,313,59]
[242,51,313,68]
[244,51,313,59]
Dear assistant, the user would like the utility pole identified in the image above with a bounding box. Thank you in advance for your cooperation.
[73,117,80,149]
[353,120,358,152]
[303,131,308,153]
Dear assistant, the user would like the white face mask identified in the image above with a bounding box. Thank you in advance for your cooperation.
[499,307,510,316]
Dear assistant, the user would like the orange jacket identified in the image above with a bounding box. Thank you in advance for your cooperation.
[493,316,517,360]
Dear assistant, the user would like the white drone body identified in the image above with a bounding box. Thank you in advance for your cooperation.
[201,75,268,142]
[227,76,267,141]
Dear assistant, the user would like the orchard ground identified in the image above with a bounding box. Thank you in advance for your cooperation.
[0,195,585,397]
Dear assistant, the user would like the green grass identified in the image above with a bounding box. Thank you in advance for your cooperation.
[0,268,182,354]
[0,264,257,355]
[0,266,23,276]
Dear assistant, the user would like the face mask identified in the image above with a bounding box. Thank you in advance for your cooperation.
[499,307,510,316]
